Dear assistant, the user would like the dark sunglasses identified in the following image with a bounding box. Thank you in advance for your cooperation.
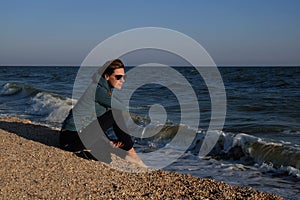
[114,74,126,80]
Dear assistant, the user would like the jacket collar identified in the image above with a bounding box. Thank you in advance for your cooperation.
[92,73,110,91]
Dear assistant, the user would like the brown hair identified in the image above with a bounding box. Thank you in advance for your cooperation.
[98,59,124,77]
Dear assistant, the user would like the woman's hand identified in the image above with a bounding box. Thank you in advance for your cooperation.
[110,140,124,148]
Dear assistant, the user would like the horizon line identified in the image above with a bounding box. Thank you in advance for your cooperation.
[0,64,299,67]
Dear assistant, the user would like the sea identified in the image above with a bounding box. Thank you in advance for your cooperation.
[0,66,299,199]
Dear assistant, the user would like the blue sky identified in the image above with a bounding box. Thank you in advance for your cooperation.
[1,0,299,66]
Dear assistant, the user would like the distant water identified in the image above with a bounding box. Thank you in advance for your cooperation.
[0,66,299,199]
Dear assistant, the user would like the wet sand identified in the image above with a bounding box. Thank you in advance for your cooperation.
[0,117,283,199]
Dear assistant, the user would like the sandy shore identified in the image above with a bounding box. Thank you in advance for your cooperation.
[0,117,283,199]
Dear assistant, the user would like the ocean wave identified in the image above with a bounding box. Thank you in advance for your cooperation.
[0,82,74,128]
[131,117,300,173]
[258,162,300,178]
[187,131,300,172]
[132,121,300,180]
[0,82,38,97]
[28,92,74,126]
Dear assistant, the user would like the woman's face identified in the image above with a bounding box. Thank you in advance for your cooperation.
[105,68,125,90]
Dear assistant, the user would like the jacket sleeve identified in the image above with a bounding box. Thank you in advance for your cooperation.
[95,86,125,111]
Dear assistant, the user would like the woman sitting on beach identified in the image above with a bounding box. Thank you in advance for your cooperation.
[60,59,145,167]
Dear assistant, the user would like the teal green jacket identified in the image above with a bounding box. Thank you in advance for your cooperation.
[61,73,124,132]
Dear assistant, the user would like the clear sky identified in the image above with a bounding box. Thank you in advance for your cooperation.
[1,0,299,66]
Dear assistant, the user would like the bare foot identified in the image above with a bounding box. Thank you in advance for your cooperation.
[125,148,147,168]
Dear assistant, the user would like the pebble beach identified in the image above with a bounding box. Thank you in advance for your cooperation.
[0,117,283,200]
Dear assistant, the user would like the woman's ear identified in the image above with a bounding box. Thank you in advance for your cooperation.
[104,74,110,80]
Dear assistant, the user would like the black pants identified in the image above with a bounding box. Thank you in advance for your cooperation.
[60,110,133,161]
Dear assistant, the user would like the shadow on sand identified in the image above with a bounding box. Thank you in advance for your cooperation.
[0,120,125,163]
[0,120,60,148]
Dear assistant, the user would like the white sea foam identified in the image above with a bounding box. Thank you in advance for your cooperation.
[29,92,75,127]
[258,162,300,178]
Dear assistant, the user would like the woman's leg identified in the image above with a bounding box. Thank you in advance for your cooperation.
[59,130,97,160]
[97,110,146,167]
[59,130,85,152]
[98,110,134,151]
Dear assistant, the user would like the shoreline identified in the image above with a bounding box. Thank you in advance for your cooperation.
[0,117,283,199]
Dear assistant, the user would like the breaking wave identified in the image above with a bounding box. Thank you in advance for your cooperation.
[0,82,74,127]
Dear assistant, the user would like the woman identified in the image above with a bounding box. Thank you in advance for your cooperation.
[60,59,145,166]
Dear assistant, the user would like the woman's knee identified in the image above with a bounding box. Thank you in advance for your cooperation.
[120,139,134,151]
